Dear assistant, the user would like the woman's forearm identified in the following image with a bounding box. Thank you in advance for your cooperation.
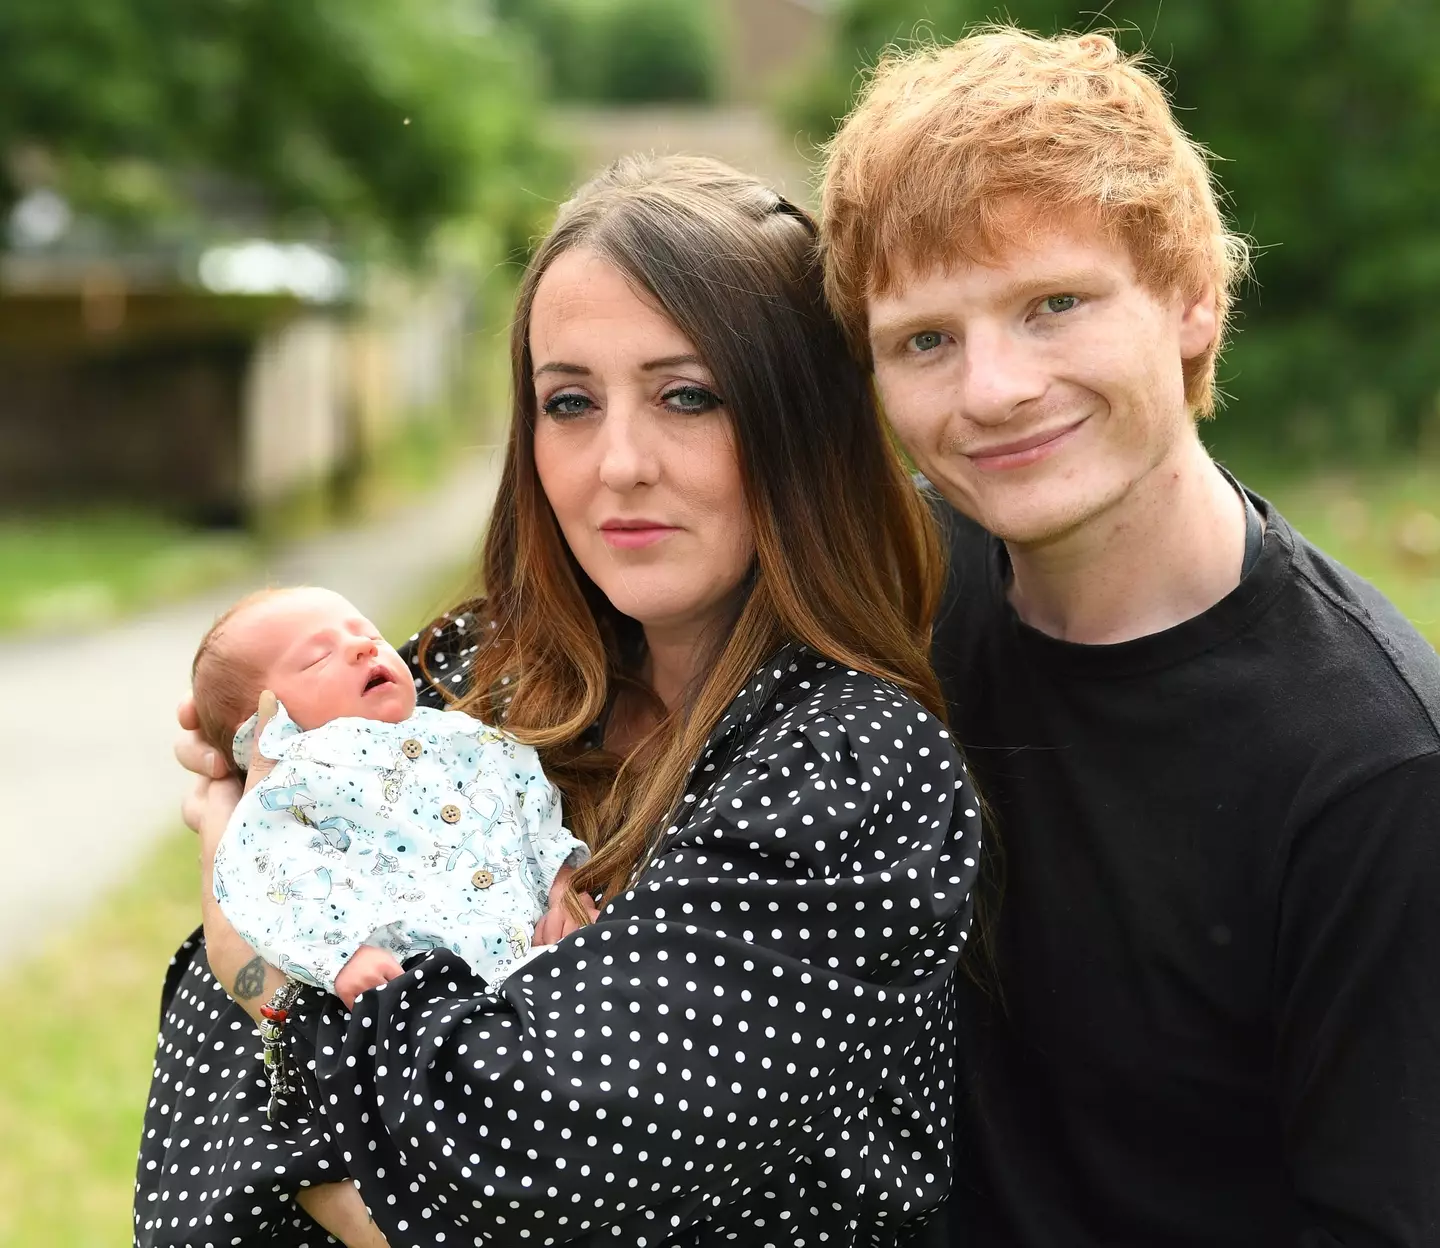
[200,842,284,1024]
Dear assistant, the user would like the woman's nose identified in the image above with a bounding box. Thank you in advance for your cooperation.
[597,406,661,492]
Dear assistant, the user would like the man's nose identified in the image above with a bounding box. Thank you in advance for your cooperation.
[958,325,1046,425]
[597,404,661,492]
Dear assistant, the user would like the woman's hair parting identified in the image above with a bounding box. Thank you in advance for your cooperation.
[421,153,946,904]
[821,26,1251,415]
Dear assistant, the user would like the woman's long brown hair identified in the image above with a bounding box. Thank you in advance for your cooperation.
[424,155,944,904]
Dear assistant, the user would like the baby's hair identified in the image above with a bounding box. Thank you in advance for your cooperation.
[192,587,291,772]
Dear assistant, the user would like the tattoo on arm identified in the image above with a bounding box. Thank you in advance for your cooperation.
[233,957,267,1000]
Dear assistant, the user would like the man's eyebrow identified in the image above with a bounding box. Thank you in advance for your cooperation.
[1001,269,1108,299]
[868,310,949,343]
[868,269,1110,341]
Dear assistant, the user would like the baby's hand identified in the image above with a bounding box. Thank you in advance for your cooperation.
[334,946,404,1010]
[533,866,600,947]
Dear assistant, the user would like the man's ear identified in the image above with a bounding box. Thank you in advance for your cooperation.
[1179,283,1219,361]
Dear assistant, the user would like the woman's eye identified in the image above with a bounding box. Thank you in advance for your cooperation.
[1040,294,1079,315]
[907,331,947,353]
[662,384,721,414]
[541,393,593,419]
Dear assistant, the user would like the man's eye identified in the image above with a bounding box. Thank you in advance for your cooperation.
[908,331,946,353]
[542,393,592,418]
[1041,294,1079,315]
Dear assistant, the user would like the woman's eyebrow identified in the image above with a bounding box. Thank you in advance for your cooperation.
[534,356,705,377]
[640,354,704,372]
[533,361,589,378]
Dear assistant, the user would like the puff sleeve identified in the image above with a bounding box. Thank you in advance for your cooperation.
[288,654,981,1246]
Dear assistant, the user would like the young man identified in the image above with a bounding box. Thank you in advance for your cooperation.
[823,28,1440,1247]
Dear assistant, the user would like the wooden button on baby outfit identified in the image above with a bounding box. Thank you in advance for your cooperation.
[471,869,494,889]
[440,804,462,824]
[401,738,423,759]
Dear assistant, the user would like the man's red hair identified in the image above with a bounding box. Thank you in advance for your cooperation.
[821,26,1250,415]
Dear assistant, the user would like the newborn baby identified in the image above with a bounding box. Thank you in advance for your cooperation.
[193,586,590,1010]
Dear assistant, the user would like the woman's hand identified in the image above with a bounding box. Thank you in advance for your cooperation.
[176,693,235,840]
[182,690,286,1021]
[177,692,278,848]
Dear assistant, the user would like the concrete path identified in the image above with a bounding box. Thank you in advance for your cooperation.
[0,444,503,952]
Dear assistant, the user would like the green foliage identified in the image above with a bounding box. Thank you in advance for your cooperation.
[498,0,720,104]
[0,0,566,253]
[0,511,253,635]
[784,0,1440,459]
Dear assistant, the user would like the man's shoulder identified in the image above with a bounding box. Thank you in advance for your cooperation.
[1262,497,1440,746]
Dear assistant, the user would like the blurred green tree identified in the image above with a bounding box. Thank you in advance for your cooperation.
[497,0,720,105]
[784,0,1440,459]
[0,0,565,254]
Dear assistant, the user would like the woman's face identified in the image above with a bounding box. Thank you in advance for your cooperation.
[529,248,755,644]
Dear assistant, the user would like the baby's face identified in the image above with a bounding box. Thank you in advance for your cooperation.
[230,588,417,731]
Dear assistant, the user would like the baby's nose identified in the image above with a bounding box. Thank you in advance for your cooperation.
[349,637,378,661]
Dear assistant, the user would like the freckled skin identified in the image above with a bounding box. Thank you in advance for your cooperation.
[869,212,1217,549]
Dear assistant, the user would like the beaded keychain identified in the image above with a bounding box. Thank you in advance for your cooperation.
[259,978,306,1123]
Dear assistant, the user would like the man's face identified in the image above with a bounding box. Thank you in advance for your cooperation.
[868,212,1217,546]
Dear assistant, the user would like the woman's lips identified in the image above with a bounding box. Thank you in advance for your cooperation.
[600,524,679,550]
[967,419,1087,471]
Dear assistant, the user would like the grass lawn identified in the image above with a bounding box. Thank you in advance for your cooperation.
[0,512,255,636]
[0,831,199,1248]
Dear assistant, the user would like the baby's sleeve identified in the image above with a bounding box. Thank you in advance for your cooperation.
[515,744,589,904]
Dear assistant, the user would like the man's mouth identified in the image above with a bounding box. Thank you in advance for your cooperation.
[966,418,1088,470]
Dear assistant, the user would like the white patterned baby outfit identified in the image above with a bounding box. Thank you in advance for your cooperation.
[213,703,588,993]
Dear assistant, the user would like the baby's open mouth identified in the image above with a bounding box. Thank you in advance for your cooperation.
[363,668,394,693]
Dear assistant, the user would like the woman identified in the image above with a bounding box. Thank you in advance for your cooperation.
[137,156,980,1246]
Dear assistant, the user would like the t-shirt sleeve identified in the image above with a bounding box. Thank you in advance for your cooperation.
[1273,749,1440,1246]
[288,693,980,1243]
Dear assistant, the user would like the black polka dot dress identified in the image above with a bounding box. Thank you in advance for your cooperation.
[135,622,980,1246]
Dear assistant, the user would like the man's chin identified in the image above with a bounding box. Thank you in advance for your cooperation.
[938,481,1096,548]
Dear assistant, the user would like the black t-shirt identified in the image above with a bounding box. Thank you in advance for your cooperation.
[930,490,1440,1247]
